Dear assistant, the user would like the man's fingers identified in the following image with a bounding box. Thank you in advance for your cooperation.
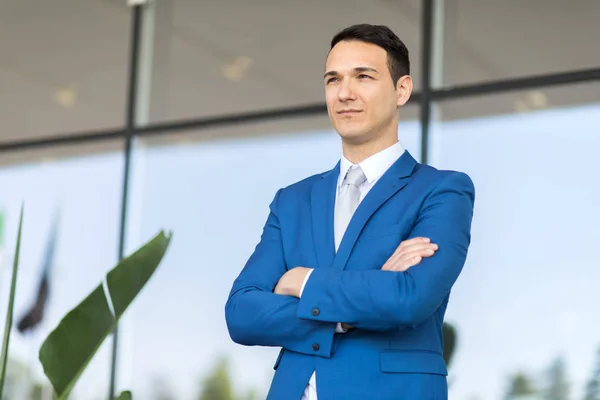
[382,238,437,271]
[382,243,438,271]
[382,251,422,271]
[401,256,422,271]
[385,256,422,272]
[398,245,438,261]
[399,237,430,248]
[391,237,431,257]
[386,248,417,267]
[392,243,438,262]
[399,242,438,254]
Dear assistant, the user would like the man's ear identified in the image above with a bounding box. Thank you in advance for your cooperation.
[396,75,413,107]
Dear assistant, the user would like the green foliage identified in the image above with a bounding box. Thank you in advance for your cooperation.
[0,203,24,400]
[38,230,172,399]
[504,372,537,399]
[243,388,260,400]
[543,356,570,400]
[442,321,457,368]
[196,356,263,400]
[0,203,171,399]
[198,357,235,400]
[115,391,132,400]
[584,347,600,400]
[28,382,57,400]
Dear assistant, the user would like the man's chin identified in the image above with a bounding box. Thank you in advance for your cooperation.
[338,129,370,144]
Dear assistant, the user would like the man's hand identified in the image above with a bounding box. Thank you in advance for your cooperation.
[273,238,436,329]
[382,237,438,271]
[341,237,438,331]
[274,267,312,298]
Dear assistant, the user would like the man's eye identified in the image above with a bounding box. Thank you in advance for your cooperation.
[359,74,372,79]
[326,78,339,84]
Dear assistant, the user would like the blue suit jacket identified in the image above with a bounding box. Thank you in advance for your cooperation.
[225,150,475,400]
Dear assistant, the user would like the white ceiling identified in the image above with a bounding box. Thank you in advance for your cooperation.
[0,0,598,148]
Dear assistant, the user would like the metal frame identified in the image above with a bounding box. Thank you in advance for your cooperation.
[107,5,143,399]
[0,1,598,398]
[419,0,434,164]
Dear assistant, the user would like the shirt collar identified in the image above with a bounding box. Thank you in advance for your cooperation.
[338,141,405,188]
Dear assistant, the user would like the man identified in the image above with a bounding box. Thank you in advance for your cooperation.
[225,24,475,400]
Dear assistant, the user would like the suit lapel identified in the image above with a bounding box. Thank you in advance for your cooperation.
[311,162,339,269]
[332,151,418,272]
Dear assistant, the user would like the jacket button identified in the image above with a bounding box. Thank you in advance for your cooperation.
[312,343,320,351]
[312,308,320,316]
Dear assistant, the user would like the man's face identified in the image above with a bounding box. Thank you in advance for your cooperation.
[324,40,409,145]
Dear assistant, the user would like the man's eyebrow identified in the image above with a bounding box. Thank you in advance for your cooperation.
[354,67,378,74]
[324,67,379,79]
[324,70,339,79]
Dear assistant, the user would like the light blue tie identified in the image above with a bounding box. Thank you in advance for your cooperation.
[334,166,367,251]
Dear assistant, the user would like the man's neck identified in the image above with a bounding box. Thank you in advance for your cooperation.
[342,136,398,165]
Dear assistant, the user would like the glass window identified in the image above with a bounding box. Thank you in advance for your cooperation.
[428,84,600,400]
[432,82,600,122]
[117,111,420,398]
[437,0,600,87]
[0,1,130,143]
[139,1,422,124]
[0,141,124,398]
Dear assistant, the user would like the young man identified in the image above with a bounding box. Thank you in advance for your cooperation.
[225,24,475,400]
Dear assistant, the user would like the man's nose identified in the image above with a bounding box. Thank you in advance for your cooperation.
[338,79,357,102]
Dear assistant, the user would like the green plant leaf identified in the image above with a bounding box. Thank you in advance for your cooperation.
[115,390,132,400]
[39,230,172,399]
[0,203,24,399]
[442,321,457,368]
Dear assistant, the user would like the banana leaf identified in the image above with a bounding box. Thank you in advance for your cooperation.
[0,203,24,399]
[39,230,172,399]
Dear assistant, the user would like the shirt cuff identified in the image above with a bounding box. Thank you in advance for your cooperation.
[298,268,314,298]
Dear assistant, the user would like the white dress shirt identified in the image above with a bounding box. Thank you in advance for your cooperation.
[298,141,405,400]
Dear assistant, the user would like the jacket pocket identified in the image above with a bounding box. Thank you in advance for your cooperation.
[379,350,448,376]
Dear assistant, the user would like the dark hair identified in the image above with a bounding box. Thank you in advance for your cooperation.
[330,24,410,85]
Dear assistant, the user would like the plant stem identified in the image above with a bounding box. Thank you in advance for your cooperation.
[0,203,24,399]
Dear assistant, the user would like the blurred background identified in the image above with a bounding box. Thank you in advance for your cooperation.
[1,0,599,399]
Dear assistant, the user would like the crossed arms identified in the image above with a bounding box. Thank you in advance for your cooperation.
[224,172,475,357]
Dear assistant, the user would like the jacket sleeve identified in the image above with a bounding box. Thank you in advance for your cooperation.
[296,172,475,332]
[225,189,336,357]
